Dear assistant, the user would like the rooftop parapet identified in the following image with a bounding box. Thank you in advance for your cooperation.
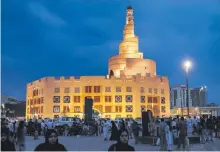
[27,74,168,87]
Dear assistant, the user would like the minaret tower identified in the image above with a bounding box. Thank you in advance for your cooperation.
[108,6,156,78]
[119,6,143,58]
[125,5,134,37]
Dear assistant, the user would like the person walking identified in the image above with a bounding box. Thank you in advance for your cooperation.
[34,129,67,151]
[192,116,198,134]
[177,117,187,150]
[206,116,214,141]
[121,119,126,130]
[103,120,109,141]
[41,120,47,136]
[213,116,218,138]
[126,121,133,139]
[171,118,177,130]
[16,121,26,151]
[131,121,139,144]
[34,120,39,140]
[27,119,33,136]
[165,121,173,151]
[38,120,42,136]
[159,118,167,151]
[94,121,99,136]
[9,121,15,141]
[14,121,19,141]
[1,127,16,151]
[108,129,135,151]
[216,116,220,138]
[186,116,193,136]
[109,121,119,141]
[200,117,207,143]
[98,120,102,136]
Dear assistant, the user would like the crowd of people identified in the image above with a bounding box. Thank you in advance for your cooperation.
[1,115,220,151]
[158,115,220,151]
[1,119,26,151]
[1,117,138,151]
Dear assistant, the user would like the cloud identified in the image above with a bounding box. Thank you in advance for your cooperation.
[28,2,67,27]
[2,0,220,102]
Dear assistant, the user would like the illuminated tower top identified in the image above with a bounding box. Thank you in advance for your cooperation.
[125,5,134,36]
[126,6,133,23]
[119,6,143,58]
[108,6,156,78]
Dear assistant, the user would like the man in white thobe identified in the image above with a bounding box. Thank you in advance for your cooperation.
[103,120,109,141]
[186,116,193,136]
[46,120,54,129]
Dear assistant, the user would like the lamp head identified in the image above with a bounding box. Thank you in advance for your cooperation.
[184,60,191,69]
[182,60,192,73]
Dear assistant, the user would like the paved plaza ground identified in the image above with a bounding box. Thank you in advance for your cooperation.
[25,135,220,151]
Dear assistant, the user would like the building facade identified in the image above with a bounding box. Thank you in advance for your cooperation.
[170,85,207,109]
[191,86,207,107]
[25,6,170,120]
[170,85,192,109]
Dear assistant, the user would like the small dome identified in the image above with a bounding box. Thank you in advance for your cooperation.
[127,5,132,10]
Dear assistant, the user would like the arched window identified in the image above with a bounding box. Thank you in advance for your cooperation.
[109,70,114,78]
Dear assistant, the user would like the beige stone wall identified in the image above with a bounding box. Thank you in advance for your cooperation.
[108,57,156,78]
[119,35,139,55]
[26,75,170,119]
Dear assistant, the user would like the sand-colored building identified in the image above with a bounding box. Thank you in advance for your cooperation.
[26,6,170,120]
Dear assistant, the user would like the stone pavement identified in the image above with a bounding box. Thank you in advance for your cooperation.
[189,138,220,151]
[25,135,220,151]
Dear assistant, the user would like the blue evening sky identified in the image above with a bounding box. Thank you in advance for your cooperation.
[2,0,220,103]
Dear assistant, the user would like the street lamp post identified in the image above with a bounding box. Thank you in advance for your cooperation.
[183,60,191,117]
[186,70,189,116]
[180,98,183,116]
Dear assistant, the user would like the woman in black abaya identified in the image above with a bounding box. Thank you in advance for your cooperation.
[34,129,67,151]
[109,121,119,141]
[108,129,135,151]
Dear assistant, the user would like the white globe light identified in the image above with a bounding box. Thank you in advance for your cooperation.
[184,60,191,69]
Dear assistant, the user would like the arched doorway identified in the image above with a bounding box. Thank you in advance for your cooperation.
[109,70,114,78]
